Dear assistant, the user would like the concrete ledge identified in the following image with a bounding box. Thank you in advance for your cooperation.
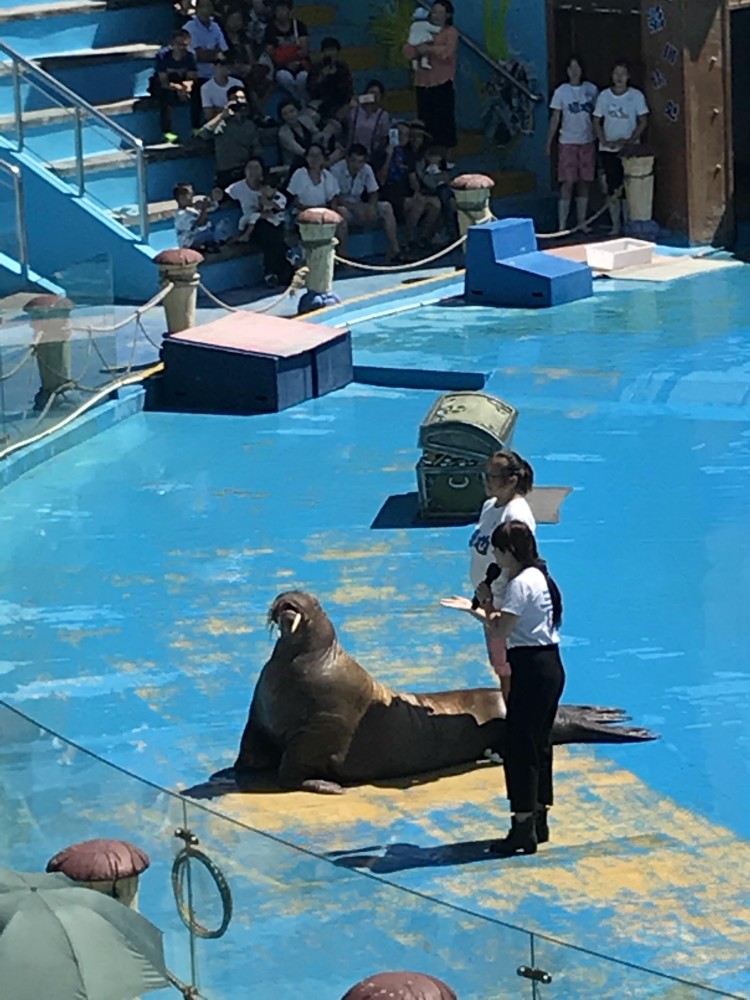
[0,386,145,490]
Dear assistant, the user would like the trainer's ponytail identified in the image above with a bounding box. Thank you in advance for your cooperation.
[535,558,563,631]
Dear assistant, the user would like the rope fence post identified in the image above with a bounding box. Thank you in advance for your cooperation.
[154,249,204,336]
[22,295,76,413]
[296,208,343,315]
[451,174,496,250]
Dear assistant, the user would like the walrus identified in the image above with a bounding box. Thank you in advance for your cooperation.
[211,591,658,795]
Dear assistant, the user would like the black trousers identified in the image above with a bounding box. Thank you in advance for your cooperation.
[255,219,292,282]
[153,79,203,133]
[600,150,625,195]
[503,644,565,813]
[416,79,457,149]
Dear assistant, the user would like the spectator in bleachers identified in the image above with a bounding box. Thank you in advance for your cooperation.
[246,0,271,55]
[347,80,390,160]
[265,0,310,105]
[277,99,319,169]
[375,120,420,227]
[199,84,263,187]
[222,7,275,122]
[201,56,243,120]
[287,142,347,247]
[183,0,228,95]
[415,145,458,244]
[308,38,353,120]
[149,29,200,143]
[173,181,221,249]
[224,157,293,288]
[402,0,457,153]
[330,143,402,261]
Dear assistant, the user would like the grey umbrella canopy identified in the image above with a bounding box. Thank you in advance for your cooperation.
[0,869,171,1000]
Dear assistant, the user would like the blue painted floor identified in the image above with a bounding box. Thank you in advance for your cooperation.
[2,259,750,999]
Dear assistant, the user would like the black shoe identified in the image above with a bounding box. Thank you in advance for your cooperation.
[535,807,549,844]
[489,815,537,856]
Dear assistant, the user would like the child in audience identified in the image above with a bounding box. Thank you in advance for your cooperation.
[407,6,440,70]
[173,182,221,249]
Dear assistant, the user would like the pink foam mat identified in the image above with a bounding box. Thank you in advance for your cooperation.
[169,313,344,358]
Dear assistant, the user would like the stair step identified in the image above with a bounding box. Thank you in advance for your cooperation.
[490,170,537,198]
[341,45,383,72]
[384,88,417,115]
[0,97,141,132]
[295,3,336,27]
[36,42,159,70]
[0,0,106,20]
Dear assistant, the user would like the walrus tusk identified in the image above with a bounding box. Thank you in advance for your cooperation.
[290,612,302,634]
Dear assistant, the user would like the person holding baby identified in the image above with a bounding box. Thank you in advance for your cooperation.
[402,0,457,153]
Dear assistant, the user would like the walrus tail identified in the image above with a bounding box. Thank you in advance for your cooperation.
[554,705,659,744]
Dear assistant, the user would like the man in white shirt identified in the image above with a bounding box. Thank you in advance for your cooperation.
[200,58,243,120]
[593,60,649,235]
[329,143,401,260]
[183,0,227,82]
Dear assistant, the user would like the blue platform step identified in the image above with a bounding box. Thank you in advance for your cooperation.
[465,218,593,309]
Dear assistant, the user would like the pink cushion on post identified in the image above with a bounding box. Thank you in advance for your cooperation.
[297,207,343,225]
[46,838,151,881]
[154,248,204,266]
[451,173,495,191]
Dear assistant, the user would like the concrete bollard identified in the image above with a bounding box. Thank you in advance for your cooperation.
[154,248,204,335]
[46,838,151,911]
[451,174,496,247]
[23,294,76,413]
[296,207,343,315]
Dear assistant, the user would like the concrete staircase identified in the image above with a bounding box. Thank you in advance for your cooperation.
[0,0,541,301]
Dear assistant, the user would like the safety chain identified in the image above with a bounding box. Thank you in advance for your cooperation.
[334,233,466,273]
[197,266,309,315]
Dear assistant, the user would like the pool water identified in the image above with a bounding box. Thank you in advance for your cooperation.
[2,262,750,997]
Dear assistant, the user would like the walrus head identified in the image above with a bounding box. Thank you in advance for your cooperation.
[268,591,335,647]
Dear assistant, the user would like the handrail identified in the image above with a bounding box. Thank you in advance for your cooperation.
[0,158,29,270]
[0,40,150,239]
[414,0,543,103]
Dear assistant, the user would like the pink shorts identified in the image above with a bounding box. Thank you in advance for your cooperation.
[558,141,596,184]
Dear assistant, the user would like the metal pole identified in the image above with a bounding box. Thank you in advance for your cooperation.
[13,167,29,272]
[73,106,85,197]
[134,141,149,242]
[11,61,24,150]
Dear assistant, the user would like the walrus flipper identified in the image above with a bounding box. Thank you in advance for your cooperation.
[277,717,358,794]
[552,705,659,744]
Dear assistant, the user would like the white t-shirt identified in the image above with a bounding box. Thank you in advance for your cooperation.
[330,160,379,201]
[287,167,339,208]
[174,206,214,247]
[225,179,260,217]
[468,495,536,599]
[201,75,243,110]
[593,87,649,151]
[549,82,599,145]
[502,566,559,648]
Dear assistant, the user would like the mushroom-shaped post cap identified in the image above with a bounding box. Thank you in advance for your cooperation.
[340,971,458,1000]
[297,207,343,226]
[451,173,495,191]
[23,294,76,318]
[154,248,204,267]
[46,839,151,882]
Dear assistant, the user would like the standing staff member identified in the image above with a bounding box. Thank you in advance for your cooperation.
[442,519,565,856]
[466,450,536,703]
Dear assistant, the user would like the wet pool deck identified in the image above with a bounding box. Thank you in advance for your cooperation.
[2,251,750,998]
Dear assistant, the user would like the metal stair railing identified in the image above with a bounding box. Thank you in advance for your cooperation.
[0,40,149,240]
[0,157,29,273]
[414,0,543,103]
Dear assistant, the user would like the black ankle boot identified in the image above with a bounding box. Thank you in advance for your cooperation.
[489,815,537,856]
[535,807,550,844]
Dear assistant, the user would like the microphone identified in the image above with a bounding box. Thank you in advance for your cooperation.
[472,562,501,609]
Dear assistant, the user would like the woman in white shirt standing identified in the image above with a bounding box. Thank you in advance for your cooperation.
[466,450,536,702]
[545,54,598,234]
[443,519,565,856]
[592,59,649,235]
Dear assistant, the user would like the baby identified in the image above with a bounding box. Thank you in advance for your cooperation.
[408,7,440,71]
[237,181,287,241]
[173,182,220,250]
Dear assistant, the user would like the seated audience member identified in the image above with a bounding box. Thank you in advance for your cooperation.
[265,0,310,105]
[415,145,458,242]
[330,144,402,261]
[287,142,347,247]
[173,182,221,249]
[224,157,293,287]
[149,29,200,142]
[277,99,319,169]
[199,84,263,187]
[246,0,271,55]
[308,37,353,119]
[200,57,243,120]
[222,7,275,120]
[375,120,423,242]
[347,80,390,159]
[183,0,228,96]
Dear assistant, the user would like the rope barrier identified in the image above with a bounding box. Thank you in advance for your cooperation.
[0,348,34,382]
[536,192,623,241]
[334,234,466,273]
[197,266,309,315]
[70,283,174,335]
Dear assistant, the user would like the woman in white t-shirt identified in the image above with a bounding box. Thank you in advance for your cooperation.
[545,54,598,234]
[287,142,348,246]
[592,60,649,235]
[442,519,565,856]
[464,450,536,702]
